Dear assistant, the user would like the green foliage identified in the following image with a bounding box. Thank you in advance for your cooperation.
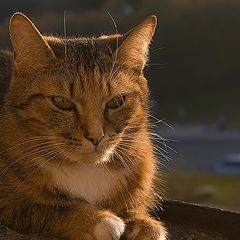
[160,171,240,211]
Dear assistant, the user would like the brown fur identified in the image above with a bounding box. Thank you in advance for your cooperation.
[0,13,167,240]
[0,50,13,105]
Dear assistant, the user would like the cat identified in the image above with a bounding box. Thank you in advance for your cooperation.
[0,12,167,240]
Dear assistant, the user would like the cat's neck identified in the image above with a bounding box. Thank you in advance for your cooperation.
[47,161,130,206]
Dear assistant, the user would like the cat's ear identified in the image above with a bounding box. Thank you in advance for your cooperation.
[118,15,157,71]
[9,12,55,72]
[99,15,157,71]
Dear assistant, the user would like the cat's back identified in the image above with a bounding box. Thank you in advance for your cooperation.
[0,50,13,105]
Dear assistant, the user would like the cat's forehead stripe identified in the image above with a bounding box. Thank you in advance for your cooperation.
[46,37,145,103]
[49,38,111,73]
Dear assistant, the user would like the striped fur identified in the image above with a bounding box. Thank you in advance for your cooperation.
[0,13,167,240]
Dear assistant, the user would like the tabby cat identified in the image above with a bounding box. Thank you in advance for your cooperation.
[0,12,167,240]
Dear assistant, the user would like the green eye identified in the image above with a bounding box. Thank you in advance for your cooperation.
[51,96,74,111]
[106,95,126,109]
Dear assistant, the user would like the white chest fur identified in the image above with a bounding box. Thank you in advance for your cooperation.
[49,163,129,205]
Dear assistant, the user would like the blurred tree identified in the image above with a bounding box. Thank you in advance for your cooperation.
[1,0,240,122]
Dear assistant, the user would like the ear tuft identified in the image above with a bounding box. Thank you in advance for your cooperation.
[10,12,55,72]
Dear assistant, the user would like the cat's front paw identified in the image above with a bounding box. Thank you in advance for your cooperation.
[123,216,167,240]
[94,215,125,240]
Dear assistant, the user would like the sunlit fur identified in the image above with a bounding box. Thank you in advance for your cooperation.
[0,13,167,240]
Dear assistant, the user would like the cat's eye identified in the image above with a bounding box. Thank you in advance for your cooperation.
[106,94,126,109]
[51,97,74,111]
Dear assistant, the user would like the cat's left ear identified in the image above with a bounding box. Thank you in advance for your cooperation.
[117,15,157,71]
[99,15,157,71]
[9,12,56,72]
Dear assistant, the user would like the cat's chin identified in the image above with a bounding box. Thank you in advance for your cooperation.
[67,148,114,165]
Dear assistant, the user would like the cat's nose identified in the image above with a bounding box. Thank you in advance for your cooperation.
[85,130,104,146]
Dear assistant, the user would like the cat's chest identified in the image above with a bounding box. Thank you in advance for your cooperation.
[50,163,128,206]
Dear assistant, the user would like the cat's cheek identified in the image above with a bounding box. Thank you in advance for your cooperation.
[94,216,125,240]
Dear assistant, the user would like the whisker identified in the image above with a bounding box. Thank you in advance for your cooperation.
[62,10,75,92]
[106,11,120,83]
[0,146,73,207]
[63,10,67,65]
[148,114,174,129]
[148,63,168,66]
[0,141,67,177]
[0,136,56,155]
[150,46,167,53]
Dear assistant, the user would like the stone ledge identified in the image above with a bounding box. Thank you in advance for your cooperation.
[0,200,239,240]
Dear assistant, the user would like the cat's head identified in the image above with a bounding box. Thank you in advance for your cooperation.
[4,12,157,165]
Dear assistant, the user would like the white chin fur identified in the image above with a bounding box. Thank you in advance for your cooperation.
[66,147,114,164]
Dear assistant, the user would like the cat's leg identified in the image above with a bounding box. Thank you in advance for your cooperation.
[121,212,167,240]
[3,202,125,240]
[48,203,125,240]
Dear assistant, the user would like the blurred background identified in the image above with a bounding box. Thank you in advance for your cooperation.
[0,0,240,211]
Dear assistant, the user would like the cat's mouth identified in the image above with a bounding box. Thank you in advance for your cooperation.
[65,146,114,164]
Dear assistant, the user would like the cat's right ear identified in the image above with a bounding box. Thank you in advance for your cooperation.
[9,12,55,72]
